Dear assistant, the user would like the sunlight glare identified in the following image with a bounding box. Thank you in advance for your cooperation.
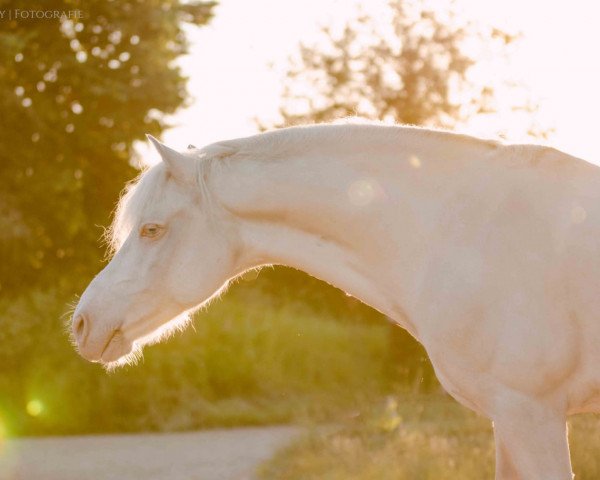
[0,413,7,453]
[0,414,6,439]
[156,0,600,166]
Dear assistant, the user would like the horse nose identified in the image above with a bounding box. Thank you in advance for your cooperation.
[72,313,89,345]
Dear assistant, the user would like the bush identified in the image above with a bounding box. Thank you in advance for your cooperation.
[0,274,400,436]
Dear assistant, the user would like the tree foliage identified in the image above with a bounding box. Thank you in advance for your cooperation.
[0,0,215,293]
[272,0,540,135]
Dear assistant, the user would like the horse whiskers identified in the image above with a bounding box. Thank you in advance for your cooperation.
[102,344,143,372]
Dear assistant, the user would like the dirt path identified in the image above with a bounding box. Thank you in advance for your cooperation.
[0,425,299,480]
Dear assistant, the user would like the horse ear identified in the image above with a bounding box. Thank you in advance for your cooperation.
[146,134,195,183]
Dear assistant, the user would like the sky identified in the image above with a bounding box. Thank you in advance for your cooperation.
[147,0,600,165]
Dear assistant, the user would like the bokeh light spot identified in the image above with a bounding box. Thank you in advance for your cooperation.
[409,154,421,168]
[71,102,83,115]
[26,399,44,417]
[348,178,382,207]
[76,51,88,63]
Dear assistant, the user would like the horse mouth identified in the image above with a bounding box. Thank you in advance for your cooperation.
[100,328,131,363]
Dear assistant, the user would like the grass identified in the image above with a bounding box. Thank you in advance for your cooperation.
[259,394,600,480]
[0,280,400,436]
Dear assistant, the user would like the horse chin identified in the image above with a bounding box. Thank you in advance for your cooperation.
[136,310,194,347]
[100,336,138,369]
[100,311,192,370]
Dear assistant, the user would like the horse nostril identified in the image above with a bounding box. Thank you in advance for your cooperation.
[73,314,88,344]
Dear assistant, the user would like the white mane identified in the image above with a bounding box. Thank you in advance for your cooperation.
[106,163,167,254]
[216,121,502,161]
[107,122,503,254]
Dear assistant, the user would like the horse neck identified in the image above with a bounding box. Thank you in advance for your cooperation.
[209,126,490,327]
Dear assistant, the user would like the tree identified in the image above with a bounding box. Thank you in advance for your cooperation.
[0,0,217,436]
[271,0,544,139]
[0,0,215,294]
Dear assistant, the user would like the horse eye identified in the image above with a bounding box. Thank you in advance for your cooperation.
[140,223,164,238]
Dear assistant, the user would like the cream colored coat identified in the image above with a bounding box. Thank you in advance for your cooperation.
[74,123,600,479]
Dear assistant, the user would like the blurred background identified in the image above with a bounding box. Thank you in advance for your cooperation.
[1,0,599,477]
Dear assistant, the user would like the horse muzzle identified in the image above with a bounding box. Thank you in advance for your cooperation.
[72,311,131,363]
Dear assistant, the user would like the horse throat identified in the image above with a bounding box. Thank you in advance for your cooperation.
[209,145,420,334]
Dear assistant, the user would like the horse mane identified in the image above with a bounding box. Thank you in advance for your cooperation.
[106,121,503,254]
[105,163,165,255]
[213,119,502,162]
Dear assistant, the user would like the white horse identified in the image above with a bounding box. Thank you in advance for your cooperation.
[73,122,600,479]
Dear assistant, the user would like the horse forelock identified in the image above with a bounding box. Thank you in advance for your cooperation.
[105,164,166,256]
[104,144,232,257]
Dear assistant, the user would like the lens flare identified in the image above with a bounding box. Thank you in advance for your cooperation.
[347,178,384,206]
[409,154,421,169]
[26,399,44,417]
